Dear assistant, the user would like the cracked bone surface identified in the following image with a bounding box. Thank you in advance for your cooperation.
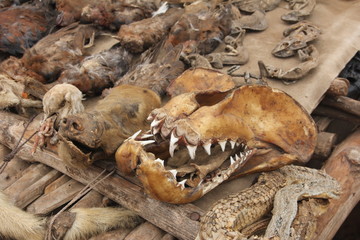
[115,85,317,204]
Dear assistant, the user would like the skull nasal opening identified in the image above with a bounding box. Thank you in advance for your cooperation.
[61,117,84,131]
[194,91,229,107]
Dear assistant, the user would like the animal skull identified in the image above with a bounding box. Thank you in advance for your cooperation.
[115,85,317,204]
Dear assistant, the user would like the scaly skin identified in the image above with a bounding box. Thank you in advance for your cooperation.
[196,171,286,240]
[196,165,341,240]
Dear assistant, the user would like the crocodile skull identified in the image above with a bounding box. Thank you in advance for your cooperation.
[115,85,317,204]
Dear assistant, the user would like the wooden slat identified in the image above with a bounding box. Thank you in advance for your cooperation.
[3,163,52,205]
[0,156,31,190]
[44,174,71,194]
[15,169,62,208]
[0,111,204,240]
[89,229,132,240]
[72,190,104,209]
[27,179,84,215]
[314,129,360,239]
[124,222,165,240]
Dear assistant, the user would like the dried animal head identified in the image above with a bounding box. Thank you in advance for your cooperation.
[58,85,161,168]
[166,5,233,55]
[22,23,97,82]
[281,0,316,23]
[232,0,281,13]
[42,83,84,123]
[58,47,132,96]
[272,21,321,58]
[115,85,317,203]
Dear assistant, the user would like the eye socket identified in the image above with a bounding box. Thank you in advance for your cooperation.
[195,91,229,107]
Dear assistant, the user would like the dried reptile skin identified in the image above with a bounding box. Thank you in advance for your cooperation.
[197,171,286,240]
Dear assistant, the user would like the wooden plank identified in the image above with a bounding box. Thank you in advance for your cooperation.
[44,174,71,194]
[124,222,165,240]
[0,155,31,190]
[313,132,337,160]
[89,229,132,240]
[72,190,104,209]
[16,169,62,208]
[3,163,52,205]
[0,111,204,240]
[27,179,84,215]
[314,129,360,239]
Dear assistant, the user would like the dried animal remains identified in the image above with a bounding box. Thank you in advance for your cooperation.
[58,85,161,168]
[282,0,316,23]
[196,165,341,240]
[115,85,317,203]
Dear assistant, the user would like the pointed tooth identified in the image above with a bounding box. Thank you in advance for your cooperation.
[140,134,153,139]
[147,115,154,121]
[230,156,235,165]
[177,179,186,189]
[150,118,161,128]
[169,169,177,179]
[230,141,236,149]
[236,142,240,147]
[219,140,227,152]
[235,154,240,160]
[140,140,155,146]
[154,158,164,167]
[151,127,160,135]
[129,130,142,139]
[146,129,151,134]
[169,131,179,157]
[187,144,197,160]
[203,142,212,155]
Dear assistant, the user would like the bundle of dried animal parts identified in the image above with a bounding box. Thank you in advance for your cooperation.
[166,4,233,55]
[58,46,132,96]
[117,7,184,53]
[80,1,159,31]
[196,165,340,240]
[21,23,97,82]
[260,44,319,83]
[282,0,316,23]
[58,85,161,168]
[0,3,55,55]
[115,41,185,96]
[232,9,268,31]
[116,85,317,204]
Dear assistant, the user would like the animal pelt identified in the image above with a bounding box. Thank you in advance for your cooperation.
[165,2,233,55]
[80,1,158,31]
[0,3,55,55]
[115,41,185,96]
[117,7,184,53]
[0,191,45,240]
[21,23,97,82]
[58,46,133,96]
[0,191,142,240]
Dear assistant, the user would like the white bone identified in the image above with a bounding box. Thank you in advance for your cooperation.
[140,134,153,139]
[203,142,212,155]
[169,131,179,157]
[230,156,235,165]
[140,140,155,146]
[219,140,227,152]
[177,179,187,189]
[235,154,240,161]
[187,144,197,160]
[169,169,177,179]
[150,118,162,128]
[129,130,142,139]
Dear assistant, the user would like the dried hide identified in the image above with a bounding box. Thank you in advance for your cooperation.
[166,4,233,55]
[232,0,281,13]
[58,47,133,96]
[117,7,184,53]
[58,85,161,168]
[282,0,316,23]
[115,42,185,96]
[0,4,55,55]
[22,23,97,82]
[80,1,159,31]
[116,85,317,203]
